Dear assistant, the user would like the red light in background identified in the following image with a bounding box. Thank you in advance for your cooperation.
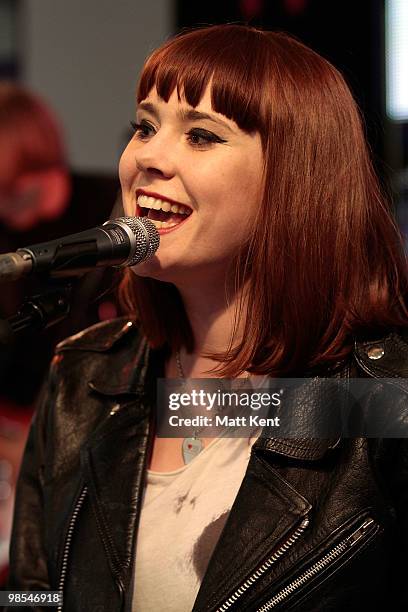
[98,301,118,321]
[284,0,308,15]
[239,0,264,20]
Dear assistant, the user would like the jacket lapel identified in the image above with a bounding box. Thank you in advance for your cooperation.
[80,398,152,583]
[78,340,161,589]
[192,449,311,611]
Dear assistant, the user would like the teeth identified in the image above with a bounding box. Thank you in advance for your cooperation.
[137,194,191,214]
[149,219,179,229]
[161,221,178,228]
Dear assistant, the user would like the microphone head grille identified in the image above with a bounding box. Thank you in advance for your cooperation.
[116,216,160,265]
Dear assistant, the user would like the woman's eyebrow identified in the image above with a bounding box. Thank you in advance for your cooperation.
[137,101,234,133]
[180,109,234,132]
[137,102,159,120]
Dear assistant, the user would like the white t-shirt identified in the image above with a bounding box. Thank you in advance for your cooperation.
[131,433,259,612]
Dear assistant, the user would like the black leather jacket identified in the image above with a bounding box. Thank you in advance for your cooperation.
[6,318,408,611]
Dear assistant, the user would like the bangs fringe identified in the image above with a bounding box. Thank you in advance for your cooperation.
[137,25,268,135]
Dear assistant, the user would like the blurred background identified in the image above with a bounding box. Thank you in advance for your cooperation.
[0,0,407,583]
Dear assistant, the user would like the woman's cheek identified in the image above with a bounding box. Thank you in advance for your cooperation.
[118,160,136,215]
[122,198,133,216]
[118,148,133,189]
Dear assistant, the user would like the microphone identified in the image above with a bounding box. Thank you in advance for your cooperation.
[0,216,159,282]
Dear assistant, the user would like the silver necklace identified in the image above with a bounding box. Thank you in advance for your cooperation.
[175,348,205,464]
[175,349,256,464]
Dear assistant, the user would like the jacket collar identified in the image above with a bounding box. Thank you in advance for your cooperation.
[65,318,408,457]
[61,318,407,456]
[253,436,340,460]
[58,317,408,393]
[58,318,153,396]
[57,317,136,353]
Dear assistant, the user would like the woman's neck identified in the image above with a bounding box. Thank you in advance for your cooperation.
[174,279,246,377]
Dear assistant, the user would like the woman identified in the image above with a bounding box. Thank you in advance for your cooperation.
[7,24,408,611]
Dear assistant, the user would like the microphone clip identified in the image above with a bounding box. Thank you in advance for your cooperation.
[0,283,72,346]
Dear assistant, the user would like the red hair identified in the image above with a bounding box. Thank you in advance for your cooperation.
[0,82,67,192]
[119,24,408,376]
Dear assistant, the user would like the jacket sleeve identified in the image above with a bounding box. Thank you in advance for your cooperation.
[4,358,59,610]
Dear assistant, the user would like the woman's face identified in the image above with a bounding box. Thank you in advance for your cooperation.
[119,84,264,285]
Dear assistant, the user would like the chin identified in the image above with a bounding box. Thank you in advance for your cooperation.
[130,258,161,279]
[130,256,181,283]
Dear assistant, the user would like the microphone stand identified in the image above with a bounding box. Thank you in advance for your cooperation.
[0,283,72,346]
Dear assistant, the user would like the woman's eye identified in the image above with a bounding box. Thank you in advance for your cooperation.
[130,120,155,139]
[187,129,227,147]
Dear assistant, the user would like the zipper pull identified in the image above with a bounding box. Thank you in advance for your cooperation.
[300,517,310,529]
[110,403,121,416]
[346,517,374,547]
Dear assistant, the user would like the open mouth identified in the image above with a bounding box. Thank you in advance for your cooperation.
[136,193,192,230]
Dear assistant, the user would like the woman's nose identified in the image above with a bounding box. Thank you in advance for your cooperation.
[134,135,176,179]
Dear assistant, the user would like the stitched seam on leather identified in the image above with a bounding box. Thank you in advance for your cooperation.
[354,355,408,395]
[254,454,312,512]
[261,439,328,460]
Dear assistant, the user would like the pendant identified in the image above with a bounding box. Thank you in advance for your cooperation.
[182,435,204,464]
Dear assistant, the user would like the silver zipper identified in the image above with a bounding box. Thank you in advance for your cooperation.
[257,517,376,611]
[57,485,88,612]
[216,517,310,612]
